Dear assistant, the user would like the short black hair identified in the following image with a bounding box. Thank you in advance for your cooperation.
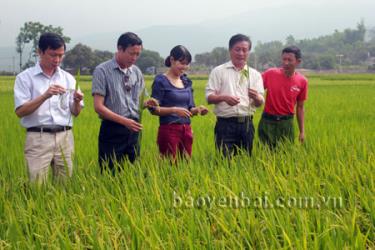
[282,46,302,60]
[117,32,142,50]
[38,32,66,52]
[165,45,192,67]
[229,34,252,51]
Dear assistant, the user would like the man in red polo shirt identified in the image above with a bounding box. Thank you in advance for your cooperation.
[258,46,308,148]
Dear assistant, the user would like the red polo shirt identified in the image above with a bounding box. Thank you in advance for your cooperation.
[262,68,308,115]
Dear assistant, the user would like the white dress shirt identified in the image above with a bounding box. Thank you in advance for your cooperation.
[14,62,83,128]
[205,61,264,117]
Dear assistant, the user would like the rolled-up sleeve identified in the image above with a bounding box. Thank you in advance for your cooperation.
[205,68,220,100]
[253,71,264,96]
[92,67,106,96]
[250,70,265,103]
[14,75,31,110]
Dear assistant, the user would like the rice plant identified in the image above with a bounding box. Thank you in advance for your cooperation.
[0,74,374,249]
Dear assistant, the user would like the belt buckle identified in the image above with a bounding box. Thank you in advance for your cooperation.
[238,117,246,123]
[276,116,281,121]
[43,126,65,133]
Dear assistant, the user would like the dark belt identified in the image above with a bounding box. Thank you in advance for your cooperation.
[102,117,139,124]
[27,126,72,133]
[217,116,253,123]
[262,112,293,121]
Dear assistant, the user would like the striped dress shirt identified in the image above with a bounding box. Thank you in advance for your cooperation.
[92,58,145,119]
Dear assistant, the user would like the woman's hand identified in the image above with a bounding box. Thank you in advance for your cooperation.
[191,105,209,116]
[172,107,192,118]
[143,98,159,108]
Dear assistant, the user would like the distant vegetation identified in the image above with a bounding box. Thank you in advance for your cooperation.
[11,21,375,75]
[194,21,375,72]
[15,21,71,71]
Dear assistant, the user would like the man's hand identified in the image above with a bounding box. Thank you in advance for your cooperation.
[299,132,305,143]
[43,84,66,99]
[73,90,84,103]
[248,88,263,107]
[123,118,143,132]
[198,105,209,115]
[224,96,240,106]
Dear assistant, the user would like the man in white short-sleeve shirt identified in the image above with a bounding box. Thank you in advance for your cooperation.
[206,33,264,157]
[14,32,84,183]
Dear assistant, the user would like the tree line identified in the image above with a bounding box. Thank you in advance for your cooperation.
[15,21,375,74]
[194,21,375,71]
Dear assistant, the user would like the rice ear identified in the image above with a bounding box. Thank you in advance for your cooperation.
[75,68,80,91]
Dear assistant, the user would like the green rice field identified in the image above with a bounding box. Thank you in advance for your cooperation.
[0,74,374,249]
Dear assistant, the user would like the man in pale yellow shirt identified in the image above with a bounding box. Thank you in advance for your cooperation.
[206,34,264,157]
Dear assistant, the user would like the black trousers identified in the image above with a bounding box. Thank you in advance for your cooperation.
[214,117,255,157]
[98,119,139,174]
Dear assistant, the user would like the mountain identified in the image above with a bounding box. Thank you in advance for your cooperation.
[74,2,375,57]
[1,2,374,71]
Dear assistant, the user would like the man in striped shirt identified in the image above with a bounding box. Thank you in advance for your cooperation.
[92,32,147,174]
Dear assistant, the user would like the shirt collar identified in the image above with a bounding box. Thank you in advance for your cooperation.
[225,61,248,71]
[32,61,62,77]
[111,57,133,73]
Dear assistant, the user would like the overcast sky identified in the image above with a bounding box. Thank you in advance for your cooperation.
[1,0,374,47]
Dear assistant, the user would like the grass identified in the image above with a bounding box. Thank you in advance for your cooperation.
[0,74,374,249]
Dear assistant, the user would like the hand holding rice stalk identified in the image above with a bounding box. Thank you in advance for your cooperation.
[74,68,83,100]
[239,66,254,132]
[67,69,83,125]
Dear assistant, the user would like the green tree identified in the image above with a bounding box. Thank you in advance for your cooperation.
[63,43,113,74]
[93,50,114,66]
[136,49,164,74]
[368,26,375,42]
[15,21,70,70]
[254,41,283,70]
[285,35,296,46]
[194,52,211,66]
[210,47,229,66]
[195,47,229,67]
[318,55,336,69]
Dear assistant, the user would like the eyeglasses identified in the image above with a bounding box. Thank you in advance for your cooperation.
[123,73,132,92]
[46,52,65,60]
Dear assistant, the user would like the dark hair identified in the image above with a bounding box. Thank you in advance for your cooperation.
[229,34,252,51]
[117,32,142,50]
[282,46,302,60]
[38,32,66,52]
[164,45,192,67]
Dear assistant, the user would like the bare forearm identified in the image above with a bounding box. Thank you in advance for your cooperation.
[70,102,82,116]
[94,104,130,126]
[93,95,129,125]
[207,94,225,104]
[94,94,142,131]
[152,106,175,116]
[296,106,305,134]
[152,106,193,118]
[15,94,48,117]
